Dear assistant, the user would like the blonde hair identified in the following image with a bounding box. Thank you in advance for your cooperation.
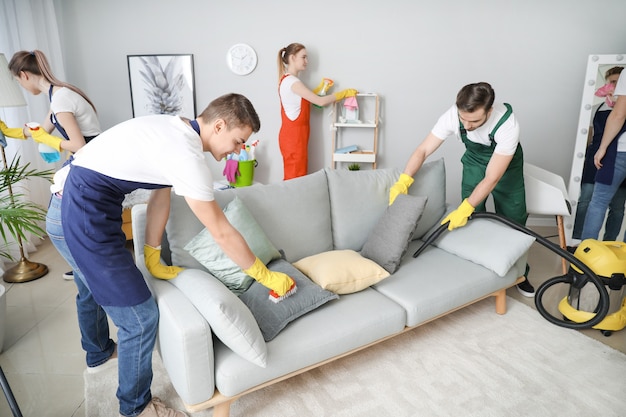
[277,43,305,83]
[9,50,97,112]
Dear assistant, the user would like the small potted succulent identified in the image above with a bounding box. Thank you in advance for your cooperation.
[347,163,361,171]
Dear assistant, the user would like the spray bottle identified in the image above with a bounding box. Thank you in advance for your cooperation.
[27,122,61,163]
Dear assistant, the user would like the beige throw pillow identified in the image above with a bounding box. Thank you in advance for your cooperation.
[293,249,390,294]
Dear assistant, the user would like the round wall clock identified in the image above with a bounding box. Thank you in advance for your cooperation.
[226,43,258,75]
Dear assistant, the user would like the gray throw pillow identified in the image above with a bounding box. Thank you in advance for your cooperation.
[239,258,339,341]
[360,194,428,273]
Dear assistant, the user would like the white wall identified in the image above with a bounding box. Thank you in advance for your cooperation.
[53,0,626,207]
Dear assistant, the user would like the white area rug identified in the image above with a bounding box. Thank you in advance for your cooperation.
[85,297,626,416]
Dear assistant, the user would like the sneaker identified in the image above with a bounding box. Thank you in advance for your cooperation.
[62,270,74,280]
[516,278,535,298]
[132,397,188,417]
[86,343,118,374]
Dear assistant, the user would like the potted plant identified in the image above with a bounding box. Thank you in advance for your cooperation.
[0,154,52,263]
[348,163,361,171]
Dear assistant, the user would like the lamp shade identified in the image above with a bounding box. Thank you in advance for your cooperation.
[0,53,26,108]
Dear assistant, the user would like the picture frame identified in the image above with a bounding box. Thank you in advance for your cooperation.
[127,54,196,119]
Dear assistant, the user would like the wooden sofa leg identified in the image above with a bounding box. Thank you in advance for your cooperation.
[494,289,507,315]
[213,401,233,417]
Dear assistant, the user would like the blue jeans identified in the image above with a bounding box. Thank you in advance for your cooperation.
[573,182,626,240]
[581,152,626,241]
[103,298,158,417]
[48,194,158,416]
[46,194,116,367]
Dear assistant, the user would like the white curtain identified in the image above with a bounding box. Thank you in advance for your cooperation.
[0,0,65,273]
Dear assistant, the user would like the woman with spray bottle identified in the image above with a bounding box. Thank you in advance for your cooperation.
[2,51,116,376]
[277,42,357,180]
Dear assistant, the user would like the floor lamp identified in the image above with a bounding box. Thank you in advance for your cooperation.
[0,53,48,283]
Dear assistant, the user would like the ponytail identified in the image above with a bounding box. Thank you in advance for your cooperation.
[277,47,288,83]
[9,50,97,113]
[277,43,305,84]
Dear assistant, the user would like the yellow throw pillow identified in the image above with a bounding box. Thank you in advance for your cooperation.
[293,249,390,294]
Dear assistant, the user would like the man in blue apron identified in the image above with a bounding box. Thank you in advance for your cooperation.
[582,71,626,241]
[56,93,294,417]
[389,82,534,297]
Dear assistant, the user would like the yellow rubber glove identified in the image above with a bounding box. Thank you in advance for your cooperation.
[30,127,63,152]
[334,89,358,101]
[144,245,184,280]
[441,199,475,231]
[389,173,414,205]
[244,257,294,296]
[313,78,334,95]
[0,120,25,139]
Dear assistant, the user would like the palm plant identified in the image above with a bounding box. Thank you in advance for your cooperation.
[0,155,53,260]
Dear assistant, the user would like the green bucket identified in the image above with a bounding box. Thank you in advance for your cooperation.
[230,159,257,187]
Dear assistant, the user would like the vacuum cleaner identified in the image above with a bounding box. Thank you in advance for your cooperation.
[413,211,626,334]
[556,239,626,336]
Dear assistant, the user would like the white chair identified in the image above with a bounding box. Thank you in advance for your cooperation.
[523,163,572,274]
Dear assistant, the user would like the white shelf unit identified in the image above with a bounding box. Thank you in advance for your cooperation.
[331,93,379,169]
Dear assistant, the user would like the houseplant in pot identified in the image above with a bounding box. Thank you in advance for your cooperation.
[0,148,53,281]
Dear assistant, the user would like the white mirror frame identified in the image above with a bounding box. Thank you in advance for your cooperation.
[565,54,626,245]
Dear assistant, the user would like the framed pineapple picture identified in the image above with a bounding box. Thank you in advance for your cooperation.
[127,54,196,119]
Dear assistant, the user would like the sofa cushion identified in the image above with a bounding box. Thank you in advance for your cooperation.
[166,170,332,268]
[293,249,390,294]
[373,239,526,327]
[213,170,333,263]
[184,197,282,295]
[405,157,447,240]
[239,258,339,341]
[166,190,207,270]
[214,287,407,397]
[168,269,267,367]
[326,168,397,251]
[425,216,535,277]
[325,159,446,251]
[361,194,428,273]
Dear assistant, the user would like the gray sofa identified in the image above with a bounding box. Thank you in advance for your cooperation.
[131,158,533,416]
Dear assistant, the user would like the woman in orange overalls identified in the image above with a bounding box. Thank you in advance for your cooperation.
[277,43,357,180]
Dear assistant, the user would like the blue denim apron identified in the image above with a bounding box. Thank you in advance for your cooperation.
[62,165,169,306]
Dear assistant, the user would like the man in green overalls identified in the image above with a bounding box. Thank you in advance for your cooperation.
[389,82,534,297]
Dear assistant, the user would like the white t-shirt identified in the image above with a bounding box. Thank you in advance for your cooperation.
[50,87,101,137]
[279,74,302,121]
[55,115,214,201]
[612,72,626,152]
[431,103,520,156]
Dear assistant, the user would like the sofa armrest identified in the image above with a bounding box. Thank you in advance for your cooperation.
[131,204,148,261]
[131,203,216,405]
[151,279,216,405]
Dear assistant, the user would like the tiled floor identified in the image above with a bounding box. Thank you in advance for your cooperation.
[0,227,624,417]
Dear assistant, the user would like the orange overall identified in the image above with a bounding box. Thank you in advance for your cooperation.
[279,74,311,180]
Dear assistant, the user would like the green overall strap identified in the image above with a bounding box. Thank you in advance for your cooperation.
[458,103,512,144]
[488,103,512,141]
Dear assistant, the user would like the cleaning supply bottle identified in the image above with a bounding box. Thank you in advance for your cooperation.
[27,122,61,163]
[248,139,258,160]
[239,144,248,161]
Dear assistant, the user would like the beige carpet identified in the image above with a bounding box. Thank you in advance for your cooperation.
[85,297,626,417]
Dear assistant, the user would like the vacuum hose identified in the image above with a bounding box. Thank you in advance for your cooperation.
[413,212,610,329]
